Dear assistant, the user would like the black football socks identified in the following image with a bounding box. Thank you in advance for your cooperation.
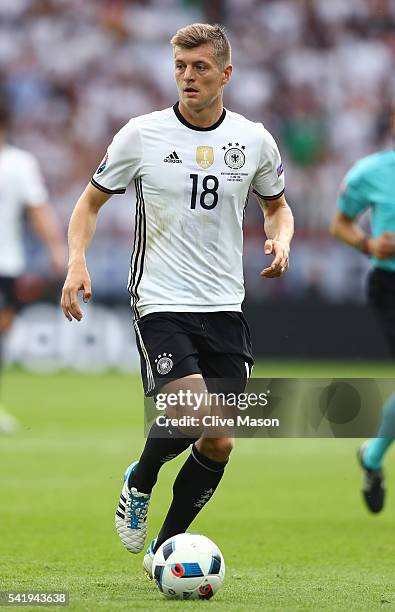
[128,421,198,494]
[153,443,228,552]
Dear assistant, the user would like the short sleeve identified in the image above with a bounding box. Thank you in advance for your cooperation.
[337,163,370,219]
[91,119,142,194]
[19,153,48,207]
[252,126,285,200]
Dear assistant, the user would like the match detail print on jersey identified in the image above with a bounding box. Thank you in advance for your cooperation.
[90,104,285,318]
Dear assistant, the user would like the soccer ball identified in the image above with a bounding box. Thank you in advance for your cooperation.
[152,533,225,600]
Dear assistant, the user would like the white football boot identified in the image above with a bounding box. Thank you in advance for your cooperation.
[143,539,157,579]
[115,461,151,553]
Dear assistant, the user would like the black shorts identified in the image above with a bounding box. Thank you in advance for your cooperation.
[134,311,254,396]
[367,267,395,357]
[0,276,18,310]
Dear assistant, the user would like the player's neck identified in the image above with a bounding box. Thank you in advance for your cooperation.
[178,100,224,129]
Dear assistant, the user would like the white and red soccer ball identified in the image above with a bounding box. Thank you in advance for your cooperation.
[152,533,225,600]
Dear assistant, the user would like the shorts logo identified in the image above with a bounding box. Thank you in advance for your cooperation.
[223,143,246,169]
[155,353,173,375]
[196,146,214,170]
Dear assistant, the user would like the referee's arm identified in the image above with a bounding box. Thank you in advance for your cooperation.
[331,211,395,259]
[61,183,110,322]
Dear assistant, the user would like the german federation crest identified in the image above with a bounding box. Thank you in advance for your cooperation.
[196,146,214,170]
[223,143,246,169]
[155,353,173,375]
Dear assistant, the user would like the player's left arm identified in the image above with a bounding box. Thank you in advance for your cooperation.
[27,204,66,277]
[251,126,292,278]
[257,193,294,278]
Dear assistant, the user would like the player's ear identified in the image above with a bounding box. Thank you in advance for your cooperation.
[222,64,232,86]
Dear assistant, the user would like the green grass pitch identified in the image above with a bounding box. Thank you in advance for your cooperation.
[1,363,394,610]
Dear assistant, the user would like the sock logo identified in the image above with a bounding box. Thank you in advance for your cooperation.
[194,488,214,509]
[155,353,173,375]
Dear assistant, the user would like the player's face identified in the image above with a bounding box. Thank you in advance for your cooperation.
[174,44,232,111]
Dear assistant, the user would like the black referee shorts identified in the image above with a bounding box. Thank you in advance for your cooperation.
[367,267,395,357]
[134,311,254,397]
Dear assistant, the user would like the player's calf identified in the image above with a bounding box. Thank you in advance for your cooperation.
[153,442,230,553]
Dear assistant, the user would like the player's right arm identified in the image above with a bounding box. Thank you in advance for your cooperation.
[62,119,141,321]
[61,184,110,321]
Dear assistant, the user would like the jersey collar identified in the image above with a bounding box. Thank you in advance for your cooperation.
[173,102,226,131]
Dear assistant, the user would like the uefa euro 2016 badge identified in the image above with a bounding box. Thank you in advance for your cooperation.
[222,143,246,169]
[96,150,108,175]
[155,353,174,375]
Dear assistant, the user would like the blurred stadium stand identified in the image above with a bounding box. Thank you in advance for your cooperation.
[1,0,394,362]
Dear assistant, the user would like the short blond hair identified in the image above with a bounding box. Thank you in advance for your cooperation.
[171,23,231,69]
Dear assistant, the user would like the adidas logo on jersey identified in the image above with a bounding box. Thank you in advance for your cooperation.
[164,151,182,163]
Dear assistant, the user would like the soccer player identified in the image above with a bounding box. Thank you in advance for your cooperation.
[331,100,395,513]
[61,24,294,574]
[0,98,65,432]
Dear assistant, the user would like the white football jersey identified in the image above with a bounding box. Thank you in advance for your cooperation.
[0,145,48,277]
[92,104,285,318]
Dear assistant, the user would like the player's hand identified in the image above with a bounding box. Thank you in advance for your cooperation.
[260,239,289,278]
[368,232,395,260]
[61,262,92,321]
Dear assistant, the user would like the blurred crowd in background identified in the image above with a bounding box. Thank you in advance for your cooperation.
[1,0,395,303]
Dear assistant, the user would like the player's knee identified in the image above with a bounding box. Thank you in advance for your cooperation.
[198,437,234,462]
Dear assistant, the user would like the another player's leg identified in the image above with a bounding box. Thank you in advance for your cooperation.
[357,392,395,513]
[0,283,18,434]
[359,271,395,513]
